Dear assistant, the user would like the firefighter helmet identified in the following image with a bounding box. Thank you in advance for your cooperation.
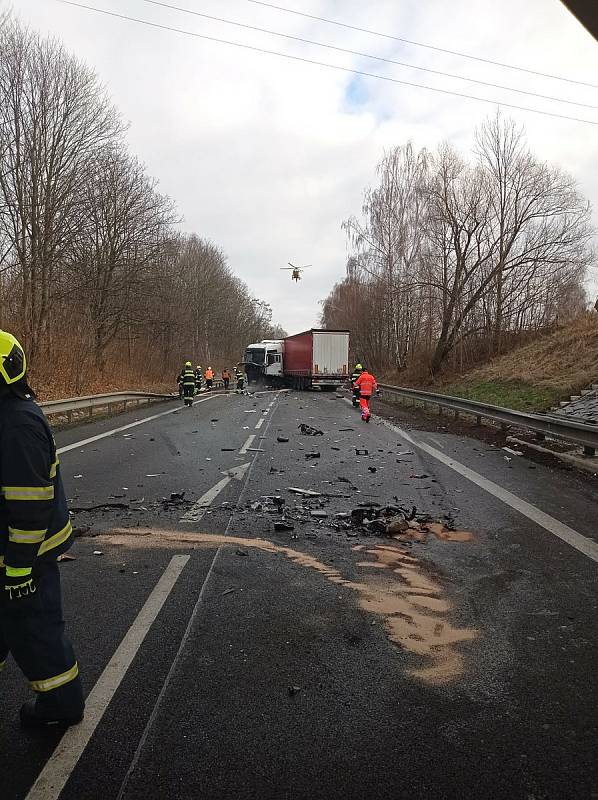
[0,330,27,385]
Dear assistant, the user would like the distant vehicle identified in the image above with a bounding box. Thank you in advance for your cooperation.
[280,262,311,282]
[242,329,350,391]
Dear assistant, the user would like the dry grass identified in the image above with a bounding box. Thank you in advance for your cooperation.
[464,313,598,392]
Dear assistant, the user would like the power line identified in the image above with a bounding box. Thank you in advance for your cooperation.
[244,0,598,91]
[139,0,598,110]
[59,1,598,126]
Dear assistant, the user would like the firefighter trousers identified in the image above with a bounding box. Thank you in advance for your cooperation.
[0,559,84,716]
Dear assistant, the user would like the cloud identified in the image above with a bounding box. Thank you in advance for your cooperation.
[9,0,598,329]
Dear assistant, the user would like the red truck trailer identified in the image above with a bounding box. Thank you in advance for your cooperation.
[283,329,350,390]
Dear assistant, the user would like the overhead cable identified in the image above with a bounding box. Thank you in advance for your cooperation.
[139,0,598,110]
[244,0,598,90]
[59,2,598,126]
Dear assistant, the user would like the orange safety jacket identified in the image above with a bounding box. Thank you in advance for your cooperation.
[205,369,214,380]
[354,371,377,397]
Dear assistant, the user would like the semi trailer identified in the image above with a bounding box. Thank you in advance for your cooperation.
[242,329,350,390]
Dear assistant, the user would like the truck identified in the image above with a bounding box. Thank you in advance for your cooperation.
[242,329,350,390]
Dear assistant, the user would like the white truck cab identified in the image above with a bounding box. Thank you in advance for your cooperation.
[243,340,284,383]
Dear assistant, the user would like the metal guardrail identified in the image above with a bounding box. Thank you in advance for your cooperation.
[40,383,225,422]
[40,391,175,422]
[377,383,598,457]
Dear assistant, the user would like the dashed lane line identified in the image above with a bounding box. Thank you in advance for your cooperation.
[25,555,191,800]
[255,417,265,430]
[239,434,256,454]
[380,417,598,565]
[56,395,218,456]
[114,548,223,799]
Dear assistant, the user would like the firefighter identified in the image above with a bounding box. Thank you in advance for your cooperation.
[204,366,214,391]
[235,368,245,392]
[0,330,84,728]
[353,365,378,422]
[350,363,363,407]
[221,368,231,391]
[195,365,203,393]
[181,361,196,406]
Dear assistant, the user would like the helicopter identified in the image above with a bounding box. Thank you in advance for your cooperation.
[281,262,311,282]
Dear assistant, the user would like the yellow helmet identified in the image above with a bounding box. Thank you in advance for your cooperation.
[185,360,192,367]
[355,363,363,371]
[0,330,27,385]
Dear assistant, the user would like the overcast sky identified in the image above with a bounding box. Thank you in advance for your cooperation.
[7,0,598,333]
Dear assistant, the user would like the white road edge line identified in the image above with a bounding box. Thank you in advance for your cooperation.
[255,417,265,430]
[25,555,191,800]
[239,434,256,455]
[380,417,598,565]
[57,395,218,456]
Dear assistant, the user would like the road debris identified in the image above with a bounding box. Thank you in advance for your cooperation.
[93,550,103,556]
[288,686,301,696]
[305,452,321,459]
[298,423,324,436]
[288,487,322,497]
[277,436,289,443]
[274,521,295,532]
[355,449,368,455]
[57,553,76,562]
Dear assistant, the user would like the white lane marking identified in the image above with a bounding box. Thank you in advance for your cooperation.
[25,555,191,800]
[180,463,251,523]
[255,417,265,430]
[56,396,217,456]
[429,437,445,449]
[115,548,223,799]
[380,418,598,565]
[239,434,256,455]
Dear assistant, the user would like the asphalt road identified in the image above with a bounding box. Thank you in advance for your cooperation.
[2,388,598,800]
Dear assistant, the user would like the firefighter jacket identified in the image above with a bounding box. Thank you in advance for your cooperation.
[354,371,377,397]
[182,367,196,386]
[0,390,73,574]
[350,369,362,385]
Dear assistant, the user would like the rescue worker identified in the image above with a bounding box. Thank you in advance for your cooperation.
[235,368,245,392]
[181,361,196,406]
[176,371,184,399]
[204,366,214,391]
[0,330,84,728]
[222,368,231,391]
[350,363,363,407]
[195,365,203,393]
[353,365,378,422]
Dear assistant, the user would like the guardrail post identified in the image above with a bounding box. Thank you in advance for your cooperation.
[67,410,73,424]
[536,432,546,442]
[454,410,459,420]
[583,445,595,457]
[476,415,482,425]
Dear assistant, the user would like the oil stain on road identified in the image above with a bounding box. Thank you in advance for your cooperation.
[102,528,478,686]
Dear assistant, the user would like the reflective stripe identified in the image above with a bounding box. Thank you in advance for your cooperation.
[50,458,60,479]
[38,521,72,556]
[5,565,32,577]
[0,660,6,672]
[30,662,79,693]
[2,485,54,501]
[8,527,47,545]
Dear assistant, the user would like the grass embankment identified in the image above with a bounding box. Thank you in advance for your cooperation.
[437,313,598,412]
